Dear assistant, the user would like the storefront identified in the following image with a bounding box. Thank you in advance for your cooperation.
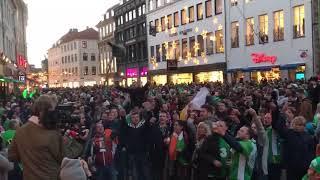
[149,63,227,85]
[228,51,308,82]
[152,75,167,85]
[140,67,148,86]
[195,71,224,83]
[126,68,138,87]
[169,73,193,84]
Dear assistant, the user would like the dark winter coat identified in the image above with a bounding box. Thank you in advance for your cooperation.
[271,109,315,179]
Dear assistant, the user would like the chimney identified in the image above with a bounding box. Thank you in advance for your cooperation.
[73,28,78,32]
[86,26,89,29]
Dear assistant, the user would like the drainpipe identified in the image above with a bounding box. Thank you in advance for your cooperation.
[224,0,228,82]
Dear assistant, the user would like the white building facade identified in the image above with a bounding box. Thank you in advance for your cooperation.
[48,28,100,88]
[226,0,314,82]
[147,0,226,85]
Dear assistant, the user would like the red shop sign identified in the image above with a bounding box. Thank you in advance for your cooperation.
[251,53,277,64]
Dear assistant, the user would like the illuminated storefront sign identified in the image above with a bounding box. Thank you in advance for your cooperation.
[251,53,277,64]
[17,55,27,70]
[140,67,148,76]
[126,68,138,77]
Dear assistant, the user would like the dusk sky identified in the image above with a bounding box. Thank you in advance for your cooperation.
[25,0,119,67]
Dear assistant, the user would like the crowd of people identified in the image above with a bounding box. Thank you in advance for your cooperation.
[0,77,320,180]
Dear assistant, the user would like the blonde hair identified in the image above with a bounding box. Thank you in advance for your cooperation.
[291,116,306,131]
[196,122,212,140]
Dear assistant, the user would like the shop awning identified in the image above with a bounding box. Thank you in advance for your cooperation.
[242,66,274,72]
[279,63,305,70]
[0,75,23,83]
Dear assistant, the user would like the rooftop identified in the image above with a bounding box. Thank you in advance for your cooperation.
[59,27,99,44]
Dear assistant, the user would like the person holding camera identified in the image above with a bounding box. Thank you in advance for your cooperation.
[8,95,64,180]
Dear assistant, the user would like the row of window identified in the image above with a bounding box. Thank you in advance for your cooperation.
[60,41,88,52]
[231,5,305,47]
[99,22,116,39]
[82,53,96,61]
[117,4,146,26]
[126,41,148,61]
[62,67,78,76]
[84,66,97,76]
[150,31,224,62]
[150,0,222,33]
[104,10,114,20]
[62,54,78,64]
[61,66,97,76]
[116,22,146,42]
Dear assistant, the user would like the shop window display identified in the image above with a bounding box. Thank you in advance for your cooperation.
[251,68,280,82]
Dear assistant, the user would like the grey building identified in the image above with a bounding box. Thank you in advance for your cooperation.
[96,4,119,86]
[114,0,148,86]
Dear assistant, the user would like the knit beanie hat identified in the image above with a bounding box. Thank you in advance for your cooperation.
[60,158,86,180]
[309,157,320,174]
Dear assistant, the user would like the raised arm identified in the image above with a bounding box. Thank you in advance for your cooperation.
[271,104,289,139]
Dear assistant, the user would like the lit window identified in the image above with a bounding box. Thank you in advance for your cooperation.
[215,30,224,53]
[156,45,161,62]
[174,40,180,60]
[274,10,284,41]
[162,43,167,61]
[142,4,146,14]
[133,9,136,19]
[189,6,194,23]
[246,17,254,46]
[189,36,195,57]
[156,0,160,8]
[215,0,222,15]
[161,16,166,31]
[197,3,203,21]
[149,0,153,11]
[206,32,214,55]
[293,5,305,38]
[138,6,142,16]
[167,14,172,29]
[181,9,187,25]
[155,19,160,32]
[129,11,132,21]
[197,35,204,56]
[205,0,212,17]
[174,12,179,27]
[231,21,239,48]
[182,38,188,59]
[259,14,268,43]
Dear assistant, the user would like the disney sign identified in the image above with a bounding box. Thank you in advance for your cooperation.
[251,53,277,64]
